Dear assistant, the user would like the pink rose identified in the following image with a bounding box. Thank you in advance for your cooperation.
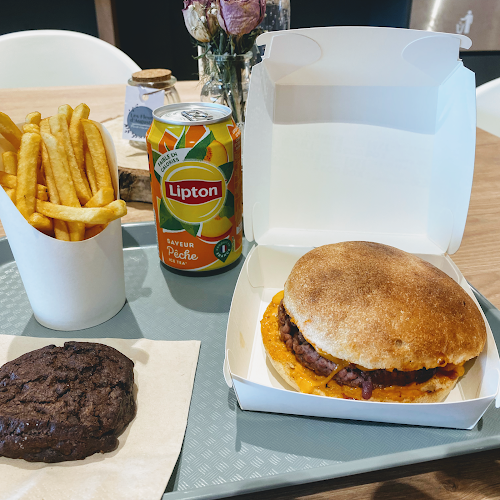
[217,0,266,36]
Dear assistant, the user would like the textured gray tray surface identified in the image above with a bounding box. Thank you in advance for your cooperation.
[1,222,500,500]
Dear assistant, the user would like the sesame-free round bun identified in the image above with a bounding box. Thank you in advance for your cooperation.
[283,241,486,372]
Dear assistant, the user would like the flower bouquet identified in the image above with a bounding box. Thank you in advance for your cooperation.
[182,0,266,128]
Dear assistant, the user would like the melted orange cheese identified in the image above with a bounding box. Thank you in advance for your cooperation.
[272,290,284,305]
[262,292,339,393]
[438,363,465,379]
[261,291,464,402]
[314,347,368,373]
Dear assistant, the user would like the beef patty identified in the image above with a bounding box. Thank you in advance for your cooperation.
[278,301,437,399]
[0,342,136,462]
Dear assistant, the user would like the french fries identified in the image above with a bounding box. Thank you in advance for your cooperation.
[0,104,125,241]
[2,151,17,175]
[69,103,90,172]
[39,118,71,241]
[37,199,126,224]
[0,112,23,149]
[39,119,59,203]
[58,105,73,126]
[85,187,115,208]
[4,188,15,203]
[84,224,107,239]
[28,212,53,234]
[85,149,98,195]
[0,171,48,201]
[22,121,46,187]
[81,119,113,195]
[25,112,41,126]
[16,133,41,220]
[49,113,92,205]
[41,131,85,242]
[22,124,40,134]
[41,132,80,207]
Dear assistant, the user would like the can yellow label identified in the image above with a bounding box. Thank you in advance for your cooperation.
[147,112,242,271]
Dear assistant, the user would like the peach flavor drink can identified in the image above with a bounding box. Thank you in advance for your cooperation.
[146,103,242,272]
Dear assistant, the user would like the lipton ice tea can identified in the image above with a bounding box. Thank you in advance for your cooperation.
[146,103,242,272]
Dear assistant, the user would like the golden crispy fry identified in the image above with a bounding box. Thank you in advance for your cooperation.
[37,163,45,186]
[81,119,113,195]
[0,112,22,149]
[40,132,84,241]
[39,120,71,241]
[39,120,59,202]
[28,212,53,235]
[22,123,40,134]
[36,157,45,186]
[53,219,71,241]
[84,187,115,208]
[40,132,79,207]
[39,118,50,132]
[84,149,98,195]
[39,119,50,136]
[105,200,126,217]
[38,185,49,201]
[22,122,46,186]
[3,187,16,203]
[84,224,108,239]
[0,172,48,200]
[25,112,41,125]
[4,105,120,240]
[49,114,91,205]
[58,105,73,125]
[2,151,17,175]
[36,199,127,224]
[69,103,90,172]
[67,222,85,241]
[16,133,41,220]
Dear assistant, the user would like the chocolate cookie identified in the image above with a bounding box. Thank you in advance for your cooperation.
[0,342,136,462]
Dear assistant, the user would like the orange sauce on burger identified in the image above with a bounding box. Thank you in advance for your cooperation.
[261,291,465,402]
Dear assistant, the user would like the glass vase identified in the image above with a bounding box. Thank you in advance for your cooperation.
[200,52,252,131]
[260,0,291,32]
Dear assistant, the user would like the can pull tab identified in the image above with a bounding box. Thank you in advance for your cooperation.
[181,109,213,121]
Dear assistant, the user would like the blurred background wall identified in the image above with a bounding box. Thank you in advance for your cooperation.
[0,0,499,86]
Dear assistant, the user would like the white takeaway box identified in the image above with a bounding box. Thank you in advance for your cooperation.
[224,27,500,429]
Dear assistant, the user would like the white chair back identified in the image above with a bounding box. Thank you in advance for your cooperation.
[477,77,500,138]
[0,30,141,88]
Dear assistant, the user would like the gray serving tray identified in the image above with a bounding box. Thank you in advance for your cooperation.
[1,221,500,500]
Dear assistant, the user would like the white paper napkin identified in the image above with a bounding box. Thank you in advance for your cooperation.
[0,335,201,500]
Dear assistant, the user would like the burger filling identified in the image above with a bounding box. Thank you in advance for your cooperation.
[278,301,437,400]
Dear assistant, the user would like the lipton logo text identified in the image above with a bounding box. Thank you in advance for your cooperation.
[165,180,223,205]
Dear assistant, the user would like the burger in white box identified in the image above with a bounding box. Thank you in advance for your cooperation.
[262,241,487,403]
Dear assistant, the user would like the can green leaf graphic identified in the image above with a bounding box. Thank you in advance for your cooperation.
[218,189,234,219]
[158,198,200,236]
[185,131,215,161]
[175,127,187,149]
[218,161,233,182]
[180,221,200,237]
[159,198,183,230]
[152,150,162,183]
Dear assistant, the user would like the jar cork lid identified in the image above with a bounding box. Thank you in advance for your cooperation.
[132,69,172,83]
